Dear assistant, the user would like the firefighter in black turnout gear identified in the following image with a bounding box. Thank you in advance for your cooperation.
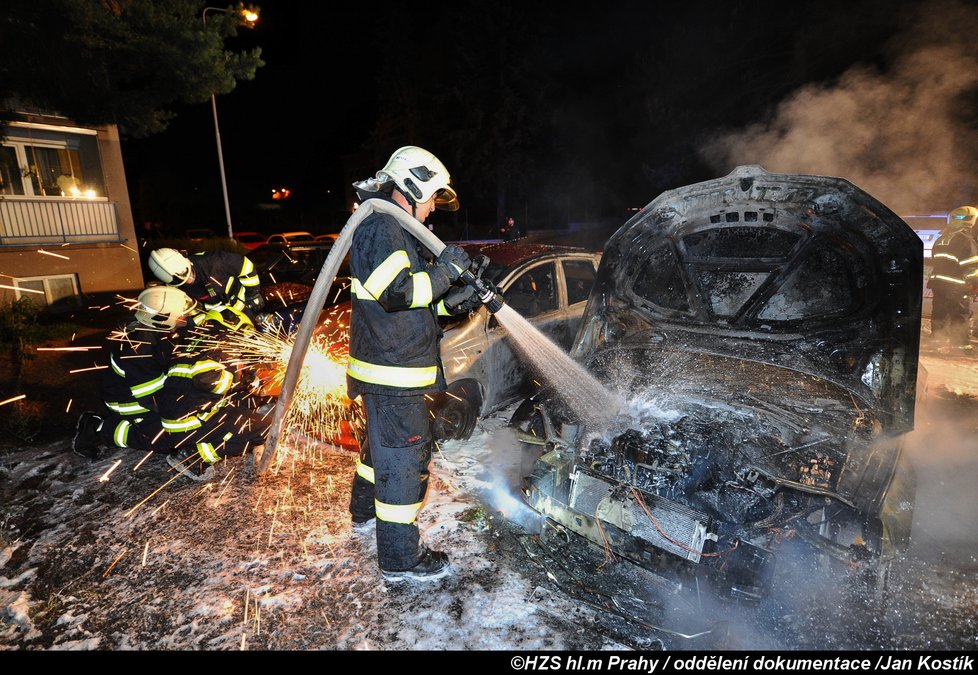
[72,286,199,459]
[161,310,271,481]
[346,146,485,582]
[148,248,263,327]
[928,206,978,348]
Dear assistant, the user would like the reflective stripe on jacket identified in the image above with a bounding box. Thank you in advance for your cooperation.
[930,229,978,289]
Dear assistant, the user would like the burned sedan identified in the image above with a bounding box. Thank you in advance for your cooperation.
[518,165,921,601]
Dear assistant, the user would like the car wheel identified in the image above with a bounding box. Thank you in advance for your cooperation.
[433,391,477,441]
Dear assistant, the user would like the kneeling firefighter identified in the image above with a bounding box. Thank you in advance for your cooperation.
[72,286,199,459]
[346,146,492,582]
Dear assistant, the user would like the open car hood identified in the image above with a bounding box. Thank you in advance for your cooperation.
[573,165,922,433]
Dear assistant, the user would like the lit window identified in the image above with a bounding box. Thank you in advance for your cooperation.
[1,126,105,199]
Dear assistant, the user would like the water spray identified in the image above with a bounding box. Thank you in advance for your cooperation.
[257,200,503,474]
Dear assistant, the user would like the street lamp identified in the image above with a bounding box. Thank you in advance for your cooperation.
[201,5,259,240]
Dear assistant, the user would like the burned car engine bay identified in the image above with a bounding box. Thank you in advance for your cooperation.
[515,166,921,622]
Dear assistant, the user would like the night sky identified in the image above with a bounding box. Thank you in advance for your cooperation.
[121,0,978,239]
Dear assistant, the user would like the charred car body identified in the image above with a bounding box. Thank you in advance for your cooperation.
[518,166,921,601]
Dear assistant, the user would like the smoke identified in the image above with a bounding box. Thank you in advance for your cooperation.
[701,0,978,213]
[904,385,978,561]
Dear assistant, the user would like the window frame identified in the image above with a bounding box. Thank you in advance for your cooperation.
[13,273,80,306]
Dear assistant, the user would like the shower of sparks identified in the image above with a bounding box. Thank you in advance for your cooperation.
[141,540,149,566]
[98,459,123,482]
[0,284,43,294]
[69,365,108,374]
[65,398,73,413]
[121,243,138,254]
[185,312,362,466]
[37,346,101,352]
[102,548,128,577]
[37,249,70,260]
[0,394,26,406]
[133,451,154,471]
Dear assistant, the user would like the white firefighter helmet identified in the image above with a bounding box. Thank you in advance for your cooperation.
[373,146,459,211]
[148,248,193,285]
[947,206,978,230]
[134,286,198,330]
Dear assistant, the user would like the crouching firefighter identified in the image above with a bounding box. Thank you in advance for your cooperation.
[148,247,265,325]
[161,311,270,481]
[928,205,978,347]
[345,146,492,582]
[72,286,199,459]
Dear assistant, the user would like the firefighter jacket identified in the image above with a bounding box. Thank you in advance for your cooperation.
[159,336,237,437]
[346,193,456,397]
[182,250,263,322]
[101,321,177,418]
[99,321,180,449]
[928,227,978,292]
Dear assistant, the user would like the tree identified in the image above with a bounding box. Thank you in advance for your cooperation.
[0,0,264,137]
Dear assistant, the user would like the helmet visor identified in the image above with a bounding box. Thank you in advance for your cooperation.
[434,185,460,212]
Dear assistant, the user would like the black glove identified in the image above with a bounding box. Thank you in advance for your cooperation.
[443,283,482,315]
[469,254,489,279]
[438,244,471,282]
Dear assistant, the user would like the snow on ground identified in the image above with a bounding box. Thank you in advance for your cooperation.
[1,352,977,651]
[0,411,606,651]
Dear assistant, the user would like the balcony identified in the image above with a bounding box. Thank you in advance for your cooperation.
[0,197,121,246]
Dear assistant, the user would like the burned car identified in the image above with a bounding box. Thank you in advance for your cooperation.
[517,165,921,601]
[436,242,601,439]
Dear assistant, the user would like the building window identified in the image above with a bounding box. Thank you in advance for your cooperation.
[14,274,80,306]
[1,124,105,199]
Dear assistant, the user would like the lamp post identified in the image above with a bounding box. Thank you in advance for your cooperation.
[201,6,259,240]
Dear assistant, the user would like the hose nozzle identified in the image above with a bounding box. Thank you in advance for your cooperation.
[459,269,505,314]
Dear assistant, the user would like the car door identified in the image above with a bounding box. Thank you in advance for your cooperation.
[558,255,599,348]
[485,259,563,408]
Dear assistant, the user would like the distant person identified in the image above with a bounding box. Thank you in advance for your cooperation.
[500,216,519,241]
[148,248,264,325]
[346,145,485,582]
[72,286,199,459]
[928,206,978,348]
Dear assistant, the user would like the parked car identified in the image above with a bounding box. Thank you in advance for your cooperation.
[516,165,921,603]
[249,242,349,307]
[266,231,316,246]
[234,231,268,250]
[315,233,340,243]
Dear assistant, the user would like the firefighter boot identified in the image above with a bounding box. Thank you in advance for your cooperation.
[72,412,105,460]
[381,546,451,583]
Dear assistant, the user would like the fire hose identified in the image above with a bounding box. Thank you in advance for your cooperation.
[256,200,503,474]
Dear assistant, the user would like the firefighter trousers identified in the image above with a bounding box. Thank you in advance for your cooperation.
[100,409,175,454]
[348,393,432,571]
[931,287,972,346]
